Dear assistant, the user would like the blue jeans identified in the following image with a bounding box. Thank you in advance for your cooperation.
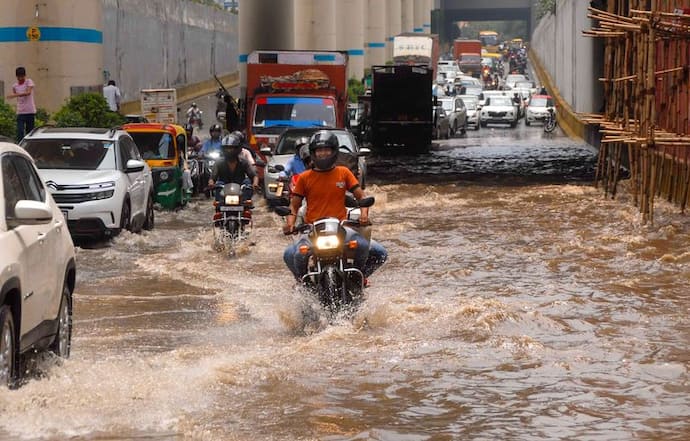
[283,235,387,281]
[16,113,35,142]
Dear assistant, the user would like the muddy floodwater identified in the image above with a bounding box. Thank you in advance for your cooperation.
[1,126,688,440]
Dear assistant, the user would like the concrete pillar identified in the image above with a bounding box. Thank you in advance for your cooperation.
[401,0,414,33]
[312,0,337,50]
[413,0,425,33]
[239,0,294,95]
[386,0,402,62]
[367,0,387,68]
[294,0,313,50]
[424,0,433,34]
[338,0,365,81]
[0,0,104,113]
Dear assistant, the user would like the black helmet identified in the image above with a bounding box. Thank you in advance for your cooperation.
[308,130,339,170]
[221,134,242,159]
[231,130,246,144]
[298,144,311,163]
[209,123,222,135]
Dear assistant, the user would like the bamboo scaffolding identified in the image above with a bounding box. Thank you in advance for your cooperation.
[584,1,690,223]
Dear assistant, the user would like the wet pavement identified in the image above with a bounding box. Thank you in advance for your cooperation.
[1,121,689,440]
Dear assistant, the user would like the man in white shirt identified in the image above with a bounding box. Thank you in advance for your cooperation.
[103,80,121,112]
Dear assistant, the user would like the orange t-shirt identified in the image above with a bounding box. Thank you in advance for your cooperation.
[293,166,360,223]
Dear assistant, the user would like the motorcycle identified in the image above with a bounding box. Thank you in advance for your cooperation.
[543,107,557,133]
[276,196,375,313]
[197,150,220,197]
[212,182,253,257]
[187,109,204,130]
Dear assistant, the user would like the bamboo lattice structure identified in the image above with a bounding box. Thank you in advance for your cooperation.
[583,0,690,223]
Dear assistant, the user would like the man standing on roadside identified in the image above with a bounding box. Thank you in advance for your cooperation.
[103,80,122,112]
[6,66,36,142]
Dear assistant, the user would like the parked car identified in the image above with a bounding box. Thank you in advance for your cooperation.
[439,96,468,136]
[432,105,451,139]
[458,95,481,130]
[0,141,76,387]
[525,94,555,126]
[480,95,518,128]
[21,127,155,241]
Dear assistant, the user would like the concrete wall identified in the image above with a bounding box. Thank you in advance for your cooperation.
[530,0,604,144]
[102,0,238,107]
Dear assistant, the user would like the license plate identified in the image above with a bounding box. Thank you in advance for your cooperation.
[61,210,68,220]
[220,206,243,212]
[276,182,284,195]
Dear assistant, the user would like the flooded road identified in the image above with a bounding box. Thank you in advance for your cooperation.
[1,124,689,440]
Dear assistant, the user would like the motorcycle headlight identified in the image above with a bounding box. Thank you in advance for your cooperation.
[225,195,240,205]
[209,151,220,159]
[315,235,340,250]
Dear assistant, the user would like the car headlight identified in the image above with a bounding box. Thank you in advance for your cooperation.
[89,190,115,200]
[315,235,340,250]
[225,195,240,205]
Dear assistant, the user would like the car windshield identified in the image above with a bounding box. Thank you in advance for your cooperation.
[334,132,356,153]
[530,97,553,107]
[489,97,512,107]
[253,97,336,129]
[275,131,318,155]
[23,139,114,170]
[463,100,478,110]
[129,132,176,160]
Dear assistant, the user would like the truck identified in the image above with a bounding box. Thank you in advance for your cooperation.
[140,88,177,124]
[369,64,434,152]
[453,39,483,78]
[393,33,440,79]
[244,50,349,157]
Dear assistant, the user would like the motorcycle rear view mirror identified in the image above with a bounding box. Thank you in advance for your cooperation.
[345,195,358,208]
[358,196,375,208]
[273,164,285,172]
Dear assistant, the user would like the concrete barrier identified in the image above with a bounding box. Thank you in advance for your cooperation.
[529,48,586,141]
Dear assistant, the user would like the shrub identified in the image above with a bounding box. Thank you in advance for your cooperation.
[53,93,125,128]
[0,100,17,140]
[348,78,366,103]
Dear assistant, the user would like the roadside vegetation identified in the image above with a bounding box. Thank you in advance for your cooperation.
[0,93,124,140]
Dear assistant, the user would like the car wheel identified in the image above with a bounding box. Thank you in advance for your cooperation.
[0,305,16,387]
[452,122,458,137]
[480,121,487,128]
[461,121,467,134]
[143,193,155,231]
[49,286,72,358]
[120,199,131,232]
[525,120,531,126]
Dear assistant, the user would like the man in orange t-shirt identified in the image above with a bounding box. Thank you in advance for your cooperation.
[282,130,387,282]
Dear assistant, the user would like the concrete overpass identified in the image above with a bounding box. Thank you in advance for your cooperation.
[436,0,536,45]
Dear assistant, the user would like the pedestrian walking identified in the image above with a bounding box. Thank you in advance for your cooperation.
[103,80,122,112]
[6,66,36,142]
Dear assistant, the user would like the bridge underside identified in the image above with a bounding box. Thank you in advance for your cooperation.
[437,8,532,46]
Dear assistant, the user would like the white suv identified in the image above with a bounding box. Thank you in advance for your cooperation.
[0,141,76,387]
[21,127,155,240]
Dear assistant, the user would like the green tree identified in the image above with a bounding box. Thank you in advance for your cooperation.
[348,78,366,103]
[0,100,17,140]
[53,93,125,128]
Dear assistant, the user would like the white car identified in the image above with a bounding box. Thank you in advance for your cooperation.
[480,96,518,128]
[458,95,481,130]
[1,141,76,387]
[21,127,155,240]
[439,96,468,136]
[525,94,555,126]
